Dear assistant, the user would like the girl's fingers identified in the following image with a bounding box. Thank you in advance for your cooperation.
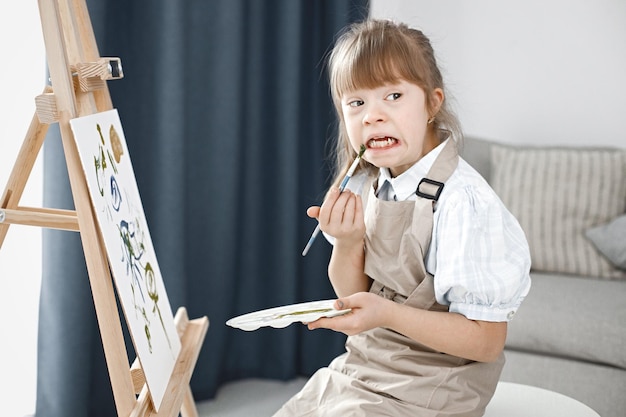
[319,189,362,234]
[342,192,357,225]
[306,206,320,219]
[318,188,340,225]
[333,191,359,227]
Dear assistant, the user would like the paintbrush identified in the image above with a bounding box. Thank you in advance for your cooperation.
[301,144,366,256]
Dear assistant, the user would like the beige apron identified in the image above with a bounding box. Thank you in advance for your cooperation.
[274,141,504,417]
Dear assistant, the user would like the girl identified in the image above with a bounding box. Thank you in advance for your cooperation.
[275,19,531,417]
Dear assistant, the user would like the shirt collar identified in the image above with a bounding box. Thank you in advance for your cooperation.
[377,139,450,201]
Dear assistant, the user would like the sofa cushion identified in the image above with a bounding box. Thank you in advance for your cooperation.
[490,144,626,280]
[585,214,626,270]
[505,272,626,370]
[460,136,493,181]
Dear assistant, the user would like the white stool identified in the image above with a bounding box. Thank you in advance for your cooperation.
[484,382,601,417]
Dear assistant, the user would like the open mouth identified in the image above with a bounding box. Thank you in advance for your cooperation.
[367,136,398,149]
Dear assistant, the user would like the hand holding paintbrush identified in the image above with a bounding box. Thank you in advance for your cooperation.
[302,144,366,256]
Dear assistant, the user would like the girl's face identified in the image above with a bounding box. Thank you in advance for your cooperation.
[341,80,442,177]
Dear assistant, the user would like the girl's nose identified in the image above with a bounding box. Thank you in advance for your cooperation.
[362,103,386,125]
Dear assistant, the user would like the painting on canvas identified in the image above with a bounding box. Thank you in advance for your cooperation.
[70,109,181,410]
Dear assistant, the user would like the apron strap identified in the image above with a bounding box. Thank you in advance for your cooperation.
[415,138,459,202]
[405,138,459,309]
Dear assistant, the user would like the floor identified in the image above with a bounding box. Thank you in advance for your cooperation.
[196,378,307,417]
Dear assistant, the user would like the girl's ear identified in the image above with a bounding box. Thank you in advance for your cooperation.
[430,88,444,116]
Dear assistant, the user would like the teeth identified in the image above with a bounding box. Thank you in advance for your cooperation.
[368,137,396,148]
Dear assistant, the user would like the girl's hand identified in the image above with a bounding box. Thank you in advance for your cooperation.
[308,292,508,363]
[307,292,390,336]
[307,187,365,247]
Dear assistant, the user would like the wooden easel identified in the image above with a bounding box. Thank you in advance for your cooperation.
[0,1,209,416]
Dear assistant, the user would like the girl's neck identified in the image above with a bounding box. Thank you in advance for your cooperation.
[389,129,441,178]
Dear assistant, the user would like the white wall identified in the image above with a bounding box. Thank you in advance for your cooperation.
[0,2,45,417]
[371,0,626,147]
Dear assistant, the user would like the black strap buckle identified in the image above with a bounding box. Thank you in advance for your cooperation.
[415,178,445,201]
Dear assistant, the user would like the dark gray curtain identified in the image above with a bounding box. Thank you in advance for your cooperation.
[35,1,368,416]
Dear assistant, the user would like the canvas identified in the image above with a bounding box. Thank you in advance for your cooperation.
[70,109,181,410]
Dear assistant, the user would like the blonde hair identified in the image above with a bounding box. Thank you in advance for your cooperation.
[327,19,461,186]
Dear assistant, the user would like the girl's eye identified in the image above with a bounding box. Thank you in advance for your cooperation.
[348,100,364,107]
[386,92,402,101]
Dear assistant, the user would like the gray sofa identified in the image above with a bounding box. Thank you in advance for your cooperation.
[461,137,626,417]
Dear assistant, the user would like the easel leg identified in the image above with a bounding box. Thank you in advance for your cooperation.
[0,108,49,248]
[180,387,199,417]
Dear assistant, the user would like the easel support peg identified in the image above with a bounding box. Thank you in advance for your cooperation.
[73,57,124,92]
[35,90,59,124]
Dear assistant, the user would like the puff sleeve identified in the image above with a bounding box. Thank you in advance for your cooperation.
[428,183,531,322]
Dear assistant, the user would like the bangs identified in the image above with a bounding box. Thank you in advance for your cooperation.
[329,22,427,101]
